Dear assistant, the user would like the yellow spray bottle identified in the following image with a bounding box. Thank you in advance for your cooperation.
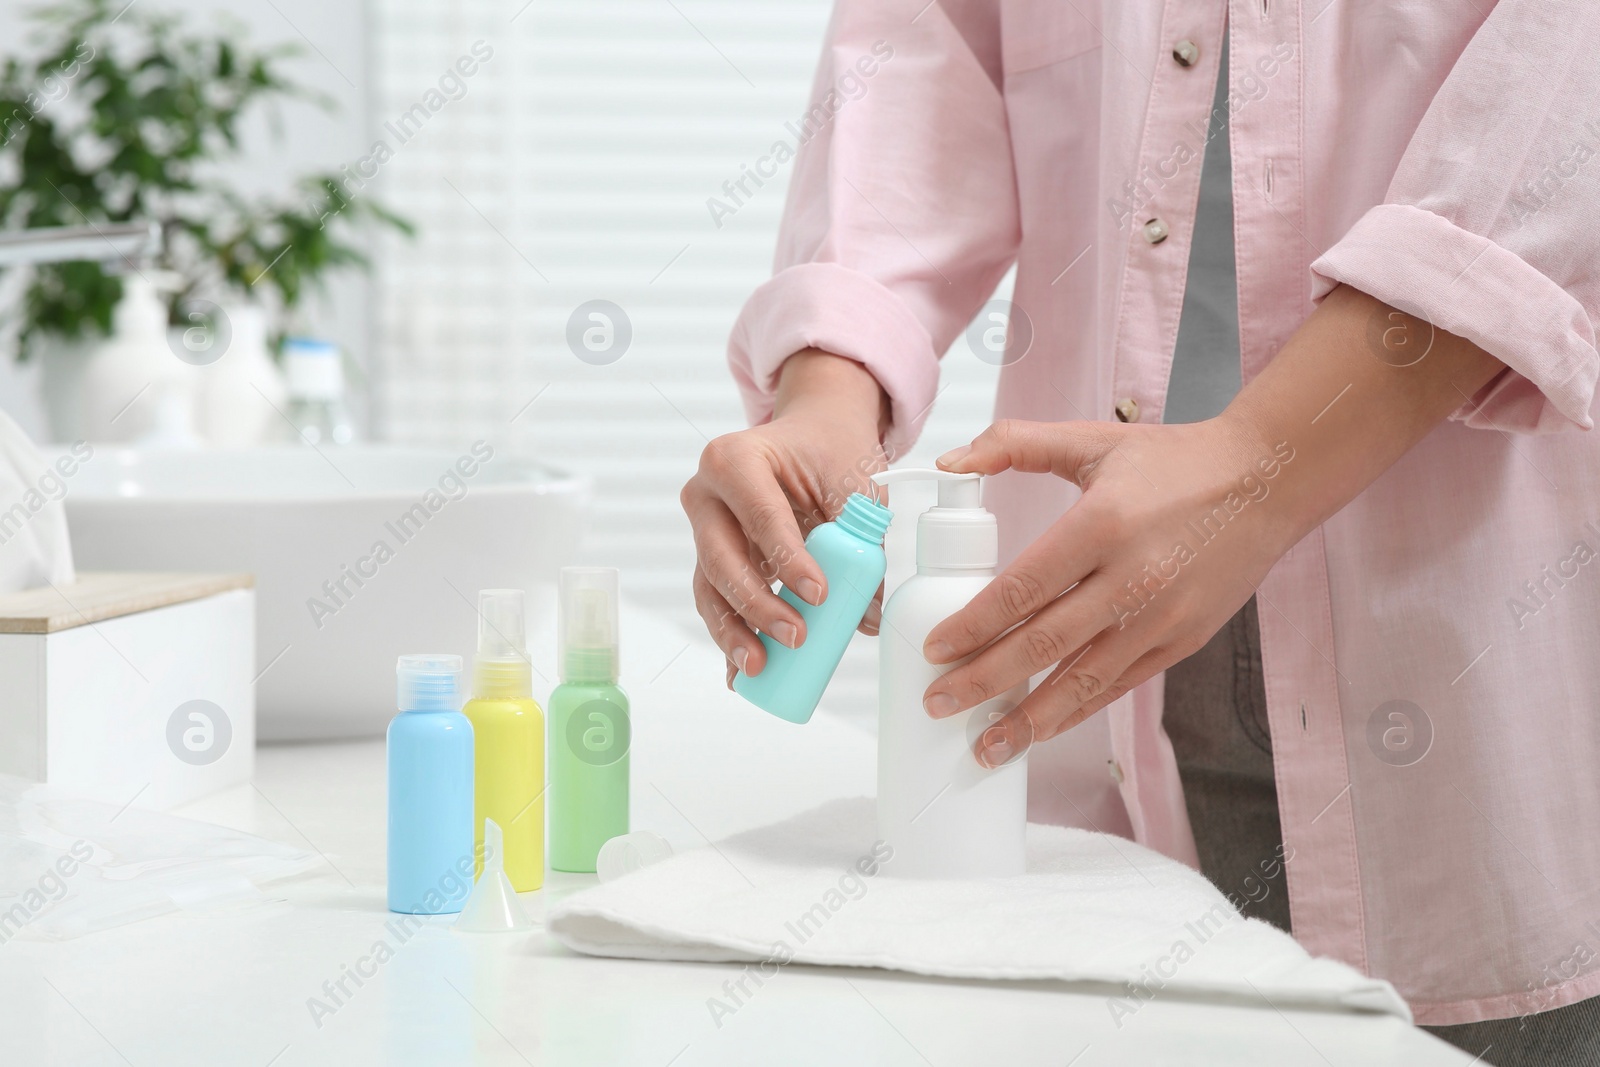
[462,589,544,891]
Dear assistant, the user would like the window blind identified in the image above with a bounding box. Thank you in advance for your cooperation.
[369,0,1005,727]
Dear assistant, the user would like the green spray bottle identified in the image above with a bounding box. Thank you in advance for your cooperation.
[549,566,629,872]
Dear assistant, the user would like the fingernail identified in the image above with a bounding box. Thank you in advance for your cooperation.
[731,645,749,673]
[936,445,972,469]
[772,621,800,648]
[925,639,955,663]
[978,734,1015,769]
[923,691,958,718]
[795,578,824,605]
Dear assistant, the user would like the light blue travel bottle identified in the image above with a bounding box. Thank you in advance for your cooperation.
[733,493,891,724]
[388,654,475,914]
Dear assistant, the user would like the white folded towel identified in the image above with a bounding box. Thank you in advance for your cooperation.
[548,797,1410,1023]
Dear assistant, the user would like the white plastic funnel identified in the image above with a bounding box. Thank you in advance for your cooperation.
[453,818,537,933]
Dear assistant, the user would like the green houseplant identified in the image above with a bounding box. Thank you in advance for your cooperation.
[0,0,411,359]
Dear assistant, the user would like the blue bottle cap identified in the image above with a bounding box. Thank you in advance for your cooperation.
[397,654,462,712]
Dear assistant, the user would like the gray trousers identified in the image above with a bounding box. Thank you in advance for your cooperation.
[1163,598,1600,1066]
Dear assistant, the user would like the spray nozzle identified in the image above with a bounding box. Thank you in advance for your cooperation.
[571,588,612,646]
[559,566,620,682]
[870,467,983,510]
[473,589,532,698]
[477,589,527,660]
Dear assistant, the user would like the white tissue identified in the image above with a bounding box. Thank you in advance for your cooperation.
[0,773,318,941]
[0,409,74,595]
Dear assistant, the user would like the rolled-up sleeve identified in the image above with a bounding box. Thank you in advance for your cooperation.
[1310,0,1600,434]
[728,0,1020,458]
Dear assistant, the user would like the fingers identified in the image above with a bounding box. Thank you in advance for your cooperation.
[698,434,826,606]
[972,705,1037,771]
[924,420,1125,665]
[971,636,1146,767]
[692,565,764,675]
[1038,647,1171,742]
[923,575,1117,717]
[858,582,885,636]
[924,507,1100,664]
[938,419,1119,483]
[686,495,805,653]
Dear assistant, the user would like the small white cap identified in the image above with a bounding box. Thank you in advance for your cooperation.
[596,831,675,882]
[283,337,343,400]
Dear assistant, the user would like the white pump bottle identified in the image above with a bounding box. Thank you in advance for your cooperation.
[870,468,1028,878]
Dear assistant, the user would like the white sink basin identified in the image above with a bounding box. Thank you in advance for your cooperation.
[55,445,588,739]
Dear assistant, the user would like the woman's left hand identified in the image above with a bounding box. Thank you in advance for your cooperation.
[921,413,1304,767]
[922,285,1510,769]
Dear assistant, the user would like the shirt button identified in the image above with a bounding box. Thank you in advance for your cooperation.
[1109,759,1125,784]
[1172,39,1200,67]
[1142,218,1170,244]
[1114,398,1139,423]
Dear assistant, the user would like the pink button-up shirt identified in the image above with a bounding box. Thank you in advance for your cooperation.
[728,0,1600,1026]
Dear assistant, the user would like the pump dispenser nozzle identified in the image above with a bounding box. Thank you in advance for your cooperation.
[472,589,532,698]
[871,467,982,508]
[870,467,995,571]
[559,567,619,683]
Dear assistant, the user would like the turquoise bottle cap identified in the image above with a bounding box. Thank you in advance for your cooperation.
[834,492,892,544]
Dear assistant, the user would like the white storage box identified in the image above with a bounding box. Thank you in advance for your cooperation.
[0,572,254,810]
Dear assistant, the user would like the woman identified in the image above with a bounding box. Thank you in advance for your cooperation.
[680,3,1600,1061]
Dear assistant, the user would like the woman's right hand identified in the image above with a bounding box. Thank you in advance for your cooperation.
[681,350,889,685]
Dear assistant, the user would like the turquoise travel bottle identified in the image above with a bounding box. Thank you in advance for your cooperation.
[549,567,630,873]
[733,492,891,724]
[387,655,475,914]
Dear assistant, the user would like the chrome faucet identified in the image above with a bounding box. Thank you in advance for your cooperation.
[0,222,160,268]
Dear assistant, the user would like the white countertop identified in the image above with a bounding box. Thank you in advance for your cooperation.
[0,613,1473,1066]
